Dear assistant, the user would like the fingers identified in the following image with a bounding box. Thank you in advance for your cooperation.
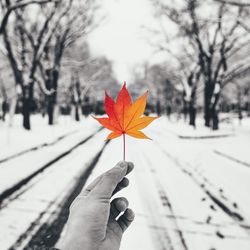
[79,161,134,197]
[110,197,129,219]
[117,208,135,232]
[112,177,129,196]
[79,175,103,196]
[107,198,135,243]
[91,161,134,199]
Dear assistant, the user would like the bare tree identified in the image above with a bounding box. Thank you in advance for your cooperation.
[36,0,98,125]
[1,1,71,129]
[0,0,58,34]
[1,0,98,129]
[152,0,250,129]
[143,23,202,126]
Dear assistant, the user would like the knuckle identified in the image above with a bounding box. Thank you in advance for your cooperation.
[104,171,113,178]
[104,169,121,182]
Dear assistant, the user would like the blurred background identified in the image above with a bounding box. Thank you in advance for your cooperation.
[0,0,250,249]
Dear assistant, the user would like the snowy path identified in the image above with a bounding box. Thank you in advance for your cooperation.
[0,115,89,161]
[152,126,250,227]
[76,121,250,250]
[0,119,250,250]
[0,122,101,207]
[0,128,78,164]
[0,129,108,249]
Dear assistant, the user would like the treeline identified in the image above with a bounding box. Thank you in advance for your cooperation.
[0,0,118,130]
[134,0,250,130]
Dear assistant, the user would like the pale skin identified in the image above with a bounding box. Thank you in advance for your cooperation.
[60,161,135,250]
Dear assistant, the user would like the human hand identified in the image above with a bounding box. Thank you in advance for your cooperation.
[60,161,135,250]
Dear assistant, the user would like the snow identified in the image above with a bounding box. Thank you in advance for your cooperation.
[0,115,96,160]
[162,116,235,138]
[0,115,100,197]
[0,115,250,249]
[0,127,107,249]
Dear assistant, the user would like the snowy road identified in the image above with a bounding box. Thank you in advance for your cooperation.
[86,120,250,250]
[0,127,107,249]
[0,118,250,250]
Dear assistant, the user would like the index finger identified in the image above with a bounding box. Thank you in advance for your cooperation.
[90,161,134,199]
[79,161,134,197]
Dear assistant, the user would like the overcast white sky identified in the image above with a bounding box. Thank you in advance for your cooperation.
[88,0,161,83]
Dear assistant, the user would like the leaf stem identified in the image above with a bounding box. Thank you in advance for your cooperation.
[123,133,125,161]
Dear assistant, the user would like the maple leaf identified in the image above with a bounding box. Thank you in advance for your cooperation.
[93,82,158,141]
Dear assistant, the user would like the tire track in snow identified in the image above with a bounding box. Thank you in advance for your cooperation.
[153,128,250,219]
[137,212,241,229]
[144,154,189,250]
[7,141,109,250]
[155,142,250,235]
[131,152,174,250]
[0,129,79,165]
[214,150,250,168]
[148,224,250,240]
[157,189,189,250]
[184,160,244,216]
[0,128,102,209]
[152,127,247,168]
[137,212,250,231]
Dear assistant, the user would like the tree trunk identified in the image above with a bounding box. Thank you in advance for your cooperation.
[45,68,59,126]
[0,99,3,121]
[211,109,219,130]
[23,96,31,130]
[204,95,211,127]
[238,108,242,125]
[238,100,243,125]
[22,84,34,130]
[48,101,54,125]
[183,100,188,122]
[156,100,161,116]
[246,102,250,117]
[166,105,172,120]
[75,104,80,121]
[189,103,196,128]
[212,90,221,131]
[237,90,243,124]
[204,108,210,127]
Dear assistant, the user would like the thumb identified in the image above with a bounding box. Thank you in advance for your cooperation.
[90,161,133,199]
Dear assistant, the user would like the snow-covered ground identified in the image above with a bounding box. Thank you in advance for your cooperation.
[0,115,97,161]
[0,115,250,249]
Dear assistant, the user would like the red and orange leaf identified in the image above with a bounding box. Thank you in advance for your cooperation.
[126,130,151,139]
[93,117,120,133]
[93,82,159,140]
[114,83,131,129]
[127,116,158,131]
[106,131,122,140]
[124,91,148,129]
[116,83,131,107]
[104,93,118,122]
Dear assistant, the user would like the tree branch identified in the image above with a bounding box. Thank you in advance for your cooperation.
[214,0,250,7]
[0,0,58,34]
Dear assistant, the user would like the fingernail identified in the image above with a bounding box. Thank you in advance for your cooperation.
[122,178,129,186]
[119,161,128,169]
[126,208,135,220]
[128,162,134,169]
